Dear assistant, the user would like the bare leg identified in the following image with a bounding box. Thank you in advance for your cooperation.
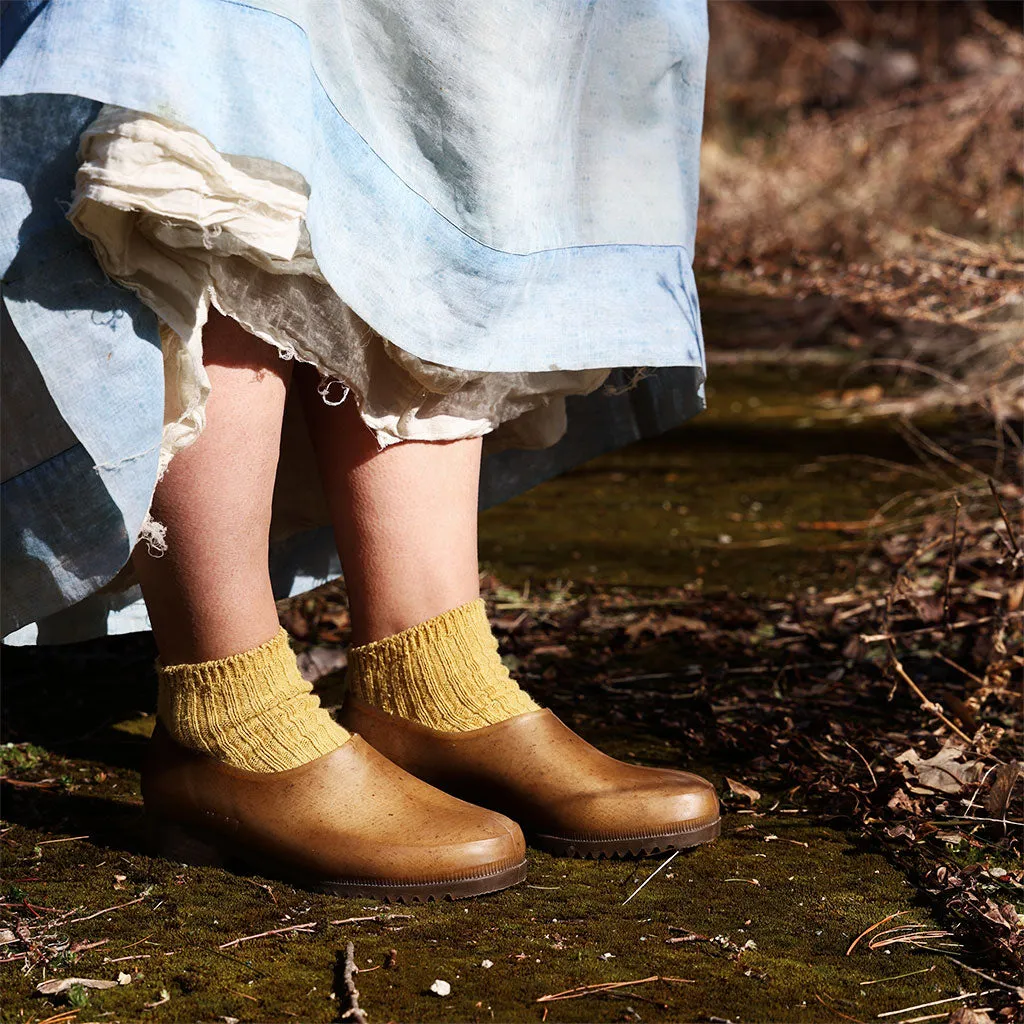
[296,366,481,646]
[134,322,525,899]
[133,311,290,664]
[299,371,720,860]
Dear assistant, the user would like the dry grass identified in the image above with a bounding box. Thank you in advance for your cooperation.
[699,1,1023,454]
[701,4,1022,259]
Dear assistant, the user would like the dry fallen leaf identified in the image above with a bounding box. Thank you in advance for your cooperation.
[948,1007,994,1024]
[725,777,762,804]
[984,761,1021,817]
[36,977,118,996]
[624,613,707,641]
[896,741,984,795]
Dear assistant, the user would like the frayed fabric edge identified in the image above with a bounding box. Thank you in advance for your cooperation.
[138,510,168,555]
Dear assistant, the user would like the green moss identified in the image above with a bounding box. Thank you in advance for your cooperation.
[1,736,969,1024]
[0,741,49,774]
[480,361,962,595]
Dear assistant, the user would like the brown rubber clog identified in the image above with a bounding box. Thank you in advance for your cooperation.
[142,722,527,901]
[341,701,721,858]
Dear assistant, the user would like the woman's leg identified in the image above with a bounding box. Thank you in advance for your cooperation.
[296,371,481,646]
[296,367,537,730]
[134,312,348,770]
[298,368,720,858]
[134,312,288,665]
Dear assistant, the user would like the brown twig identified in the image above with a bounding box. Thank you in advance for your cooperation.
[943,956,1024,994]
[35,1012,80,1024]
[143,990,171,1009]
[67,895,147,924]
[814,993,867,1023]
[890,656,974,745]
[932,651,985,687]
[868,926,951,950]
[942,496,962,632]
[842,740,878,789]
[989,478,1021,555]
[218,922,316,949]
[862,611,1018,642]
[339,941,368,1024]
[537,976,662,1003]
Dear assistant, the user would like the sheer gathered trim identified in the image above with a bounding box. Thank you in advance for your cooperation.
[67,105,611,485]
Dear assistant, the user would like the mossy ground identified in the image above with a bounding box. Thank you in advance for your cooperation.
[2,642,971,1024]
[0,804,967,1024]
[1,362,988,1021]
[478,359,947,594]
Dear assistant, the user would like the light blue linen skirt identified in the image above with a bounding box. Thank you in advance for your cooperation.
[0,0,708,640]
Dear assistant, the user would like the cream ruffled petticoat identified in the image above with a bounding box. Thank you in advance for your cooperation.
[69,105,611,484]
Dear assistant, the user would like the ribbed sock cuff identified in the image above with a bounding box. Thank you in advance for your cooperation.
[347,599,539,731]
[158,628,349,772]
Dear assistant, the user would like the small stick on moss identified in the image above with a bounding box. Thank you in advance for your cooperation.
[537,976,660,1003]
[35,1011,80,1024]
[329,913,412,926]
[859,965,936,986]
[218,922,316,949]
[67,894,147,924]
[814,993,867,1023]
[895,1011,994,1024]
[875,989,999,1018]
[340,941,368,1024]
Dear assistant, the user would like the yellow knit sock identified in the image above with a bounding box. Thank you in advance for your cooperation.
[157,628,350,772]
[346,599,540,731]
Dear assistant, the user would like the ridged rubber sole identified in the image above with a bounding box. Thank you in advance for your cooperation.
[149,818,527,901]
[532,817,721,858]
